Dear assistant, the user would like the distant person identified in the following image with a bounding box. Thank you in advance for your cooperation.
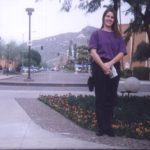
[88,8,127,137]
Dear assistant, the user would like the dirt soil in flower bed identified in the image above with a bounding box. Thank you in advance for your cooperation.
[15,97,150,149]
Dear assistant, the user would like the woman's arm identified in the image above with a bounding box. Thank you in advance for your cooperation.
[104,52,124,69]
[90,49,110,74]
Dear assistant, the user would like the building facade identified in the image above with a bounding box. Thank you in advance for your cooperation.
[120,24,149,69]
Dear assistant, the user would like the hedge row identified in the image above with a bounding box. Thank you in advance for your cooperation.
[38,94,150,140]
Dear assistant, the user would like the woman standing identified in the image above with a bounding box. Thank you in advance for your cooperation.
[88,8,127,137]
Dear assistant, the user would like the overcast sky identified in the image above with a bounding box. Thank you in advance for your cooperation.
[0,0,132,43]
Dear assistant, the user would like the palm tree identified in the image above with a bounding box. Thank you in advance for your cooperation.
[59,0,150,42]
[133,41,150,63]
[124,0,150,43]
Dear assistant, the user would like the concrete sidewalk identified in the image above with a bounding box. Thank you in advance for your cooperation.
[0,72,149,149]
[0,90,125,149]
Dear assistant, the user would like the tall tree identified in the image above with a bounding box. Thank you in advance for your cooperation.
[23,49,41,66]
[76,45,89,65]
[4,42,18,63]
[0,40,5,59]
[133,41,150,62]
[59,0,121,12]
[36,0,150,41]
[124,0,150,43]
[59,0,150,42]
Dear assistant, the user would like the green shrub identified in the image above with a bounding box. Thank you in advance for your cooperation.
[121,69,132,78]
[38,94,150,140]
[67,95,95,110]
[133,67,150,80]
[113,96,150,139]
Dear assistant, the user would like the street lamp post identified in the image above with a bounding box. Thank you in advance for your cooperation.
[25,8,34,80]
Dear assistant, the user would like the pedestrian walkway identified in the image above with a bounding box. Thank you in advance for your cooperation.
[0,90,126,149]
[0,71,150,149]
[0,74,15,80]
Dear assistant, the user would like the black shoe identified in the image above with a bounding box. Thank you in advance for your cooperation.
[96,130,104,136]
[104,129,115,137]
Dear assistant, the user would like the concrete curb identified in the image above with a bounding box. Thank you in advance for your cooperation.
[0,82,87,87]
[0,80,149,86]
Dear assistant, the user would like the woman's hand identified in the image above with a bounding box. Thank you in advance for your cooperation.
[101,63,111,75]
[102,61,113,75]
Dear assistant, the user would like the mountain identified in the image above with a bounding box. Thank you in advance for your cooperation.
[32,26,98,64]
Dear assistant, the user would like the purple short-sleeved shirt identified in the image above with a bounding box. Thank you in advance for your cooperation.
[88,29,127,60]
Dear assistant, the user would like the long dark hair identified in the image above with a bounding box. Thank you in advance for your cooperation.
[101,8,120,37]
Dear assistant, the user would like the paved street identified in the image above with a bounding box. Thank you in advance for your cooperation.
[0,71,88,84]
[0,71,150,96]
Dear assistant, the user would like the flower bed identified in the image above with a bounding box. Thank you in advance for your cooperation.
[38,94,150,140]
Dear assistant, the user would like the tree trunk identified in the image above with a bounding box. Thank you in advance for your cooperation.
[130,33,135,70]
[144,4,150,43]
[113,0,120,12]
[146,27,150,43]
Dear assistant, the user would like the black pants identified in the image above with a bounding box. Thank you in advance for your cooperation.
[92,59,120,131]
